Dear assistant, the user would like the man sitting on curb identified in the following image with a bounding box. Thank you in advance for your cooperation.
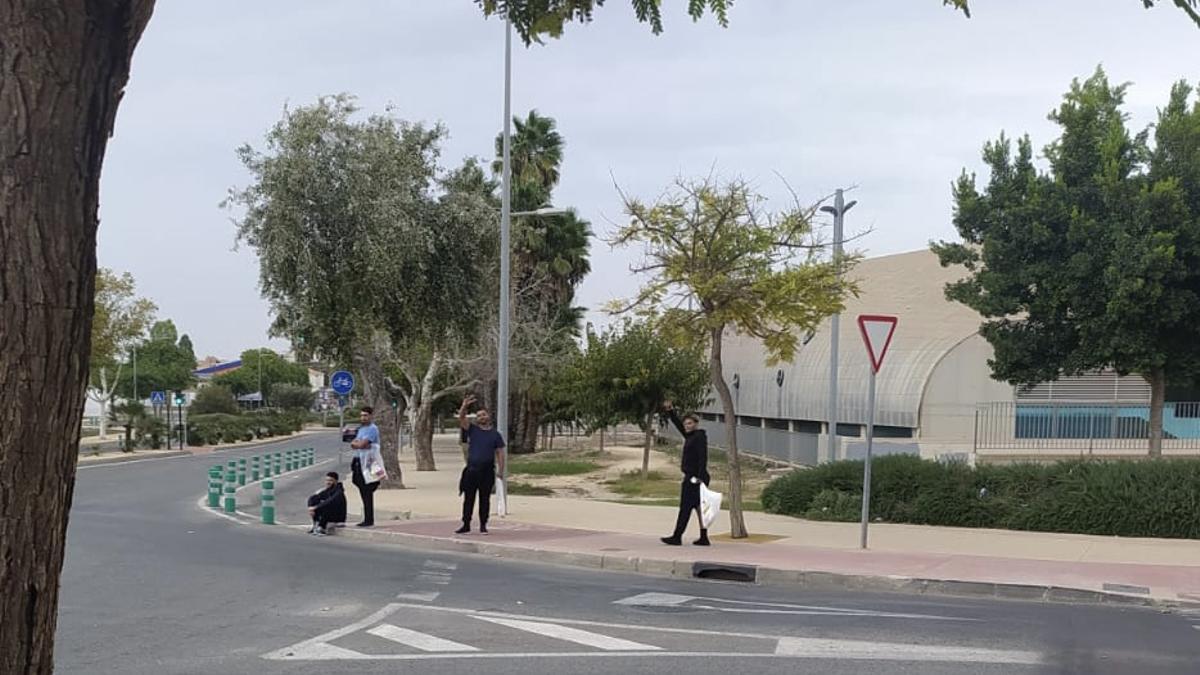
[307,471,347,536]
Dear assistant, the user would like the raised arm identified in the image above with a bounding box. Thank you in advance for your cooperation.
[459,395,475,430]
[663,400,686,436]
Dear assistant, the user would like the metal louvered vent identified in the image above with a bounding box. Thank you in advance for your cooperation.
[1015,370,1150,403]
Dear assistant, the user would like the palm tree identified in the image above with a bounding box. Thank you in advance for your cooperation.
[494,109,563,209]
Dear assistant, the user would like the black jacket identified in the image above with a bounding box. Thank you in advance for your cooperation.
[668,410,710,484]
[311,483,346,512]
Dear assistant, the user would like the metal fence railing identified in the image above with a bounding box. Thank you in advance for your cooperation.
[664,423,819,466]
[974,401,1200,453]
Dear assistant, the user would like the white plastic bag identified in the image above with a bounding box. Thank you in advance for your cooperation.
[494,477,508,517]
[699,483,722,529]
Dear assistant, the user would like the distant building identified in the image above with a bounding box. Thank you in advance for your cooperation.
[693,250,1199,465]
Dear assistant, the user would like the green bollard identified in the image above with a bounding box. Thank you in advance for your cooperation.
[251,456,260,482]
[305,448,313,467]
[262,455,272,478]
[237,457,247,486]
[207,466,221,508]
[261,479,275,525]
[274,452,282,475]
[224,469,237,513]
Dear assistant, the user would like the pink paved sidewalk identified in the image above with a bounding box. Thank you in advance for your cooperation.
[355,517,1200,606]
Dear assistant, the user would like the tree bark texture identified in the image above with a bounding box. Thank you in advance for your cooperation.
[353,343,405,488]
[709,325,748,538]
[1147,368,1166,458]
[642,411,655,478]
[0,2,155,672]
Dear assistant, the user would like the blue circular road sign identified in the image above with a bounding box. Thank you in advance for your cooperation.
[330,370,355,396]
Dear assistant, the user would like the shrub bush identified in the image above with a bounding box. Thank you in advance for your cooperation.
[761,456,1200,539]
[187,410,302,446]
[190,385,239,415]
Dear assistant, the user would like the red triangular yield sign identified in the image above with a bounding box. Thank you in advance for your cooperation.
[858,315,898,374]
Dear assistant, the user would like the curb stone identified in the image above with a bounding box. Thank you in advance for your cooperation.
[199,488,1200,613]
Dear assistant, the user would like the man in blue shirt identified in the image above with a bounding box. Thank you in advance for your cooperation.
[349,406,383,527]
[456,395,505,534]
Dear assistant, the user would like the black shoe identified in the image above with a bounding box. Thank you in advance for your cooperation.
[693,537,710,546]
[355,522,373,528]
[454,524,470,534]
[660,536,682,546]
[480,524,489,534]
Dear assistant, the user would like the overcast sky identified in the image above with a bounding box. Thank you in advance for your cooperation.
[96,0,1200,360]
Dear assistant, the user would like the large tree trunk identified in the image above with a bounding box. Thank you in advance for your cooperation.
[1147,368,1166,458]
[0,3,155,672]
[353,342,404,488]
[642,411,655,479]
[413,397,436,471]
[709,325,748,538]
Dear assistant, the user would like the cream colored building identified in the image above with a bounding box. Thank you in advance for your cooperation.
[697,249,1179,463]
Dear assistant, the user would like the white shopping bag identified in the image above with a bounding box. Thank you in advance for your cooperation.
[494,477,508,517]
[699,483,722,529]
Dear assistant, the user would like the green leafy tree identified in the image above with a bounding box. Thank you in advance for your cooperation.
[476,0,1199,44]
[87,268,156,438]
[190,385,240,416]
[115,322,197,401]
[108,401,147,453]
[178,334,196,364]
[228,95,496,484]
[212,349,308,405]
[271,383,316,412]
[571,319,709,476]
[932,68,1200,457]
[482,110,591,454]
[611,177,858,537]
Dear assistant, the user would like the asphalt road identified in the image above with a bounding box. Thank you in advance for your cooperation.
[55,431,1200,674]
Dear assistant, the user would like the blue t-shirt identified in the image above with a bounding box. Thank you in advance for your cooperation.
[355,423,380,446]
[465,424,504,466]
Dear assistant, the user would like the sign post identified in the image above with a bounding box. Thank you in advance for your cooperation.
[331,371,355,434]
[857,314,898,550]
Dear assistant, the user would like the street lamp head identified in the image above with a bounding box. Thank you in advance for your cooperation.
[512,206,571,217]
[845,200,858,212]
[819,206,837,216]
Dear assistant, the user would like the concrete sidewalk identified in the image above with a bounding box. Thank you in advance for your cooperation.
[331,436,1200,607]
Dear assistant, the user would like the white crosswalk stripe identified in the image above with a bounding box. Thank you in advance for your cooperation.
[472,615,661,651]
[774,637,1041,664]
[367,624,479,652]
[264,602,1045,664]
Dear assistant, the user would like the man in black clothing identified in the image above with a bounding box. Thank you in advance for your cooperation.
[456,395,505,535]
[661,400,711,546]
[307,472,347,536]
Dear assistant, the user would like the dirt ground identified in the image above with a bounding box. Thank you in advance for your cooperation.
[510,432,780,504]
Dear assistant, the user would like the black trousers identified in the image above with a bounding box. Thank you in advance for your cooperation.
[307,494,347,528]
[672,478,706,537]
[461,464,495,526]
[352,477,378,526]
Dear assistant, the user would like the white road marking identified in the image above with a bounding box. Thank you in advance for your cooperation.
[367,624,479,652]
[774,637,1042,665]
[472,616,661,651]
[263,603,399,660]
[395,592,441,602]
[417,574,452,585]
[614,592,691,607]
[424,560,458,571]
[264,602,1044,664]
[614,592,975,621]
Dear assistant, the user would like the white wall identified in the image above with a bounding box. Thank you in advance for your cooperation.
[918,334,1013,443]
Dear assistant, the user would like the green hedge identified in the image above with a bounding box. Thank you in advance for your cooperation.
[187,410,304,446]
[760,454,1200,539]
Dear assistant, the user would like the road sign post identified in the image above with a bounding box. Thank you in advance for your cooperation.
[857,314,898,550]
[332,371,354,438]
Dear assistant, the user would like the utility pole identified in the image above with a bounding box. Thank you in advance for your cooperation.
[820,189,856,462]
[132,347,138,402]
[497,16,514,488]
